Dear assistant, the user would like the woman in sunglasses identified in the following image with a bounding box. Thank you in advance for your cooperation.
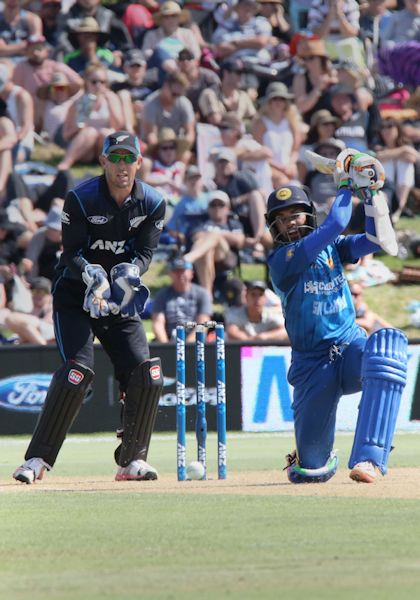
[57,63,125,170]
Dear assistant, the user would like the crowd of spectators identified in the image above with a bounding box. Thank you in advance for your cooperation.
[1,0,419,344]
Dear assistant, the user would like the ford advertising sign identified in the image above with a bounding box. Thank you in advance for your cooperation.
[0,374,53,413]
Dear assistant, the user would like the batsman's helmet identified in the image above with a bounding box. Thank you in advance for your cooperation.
[265,185,317,246]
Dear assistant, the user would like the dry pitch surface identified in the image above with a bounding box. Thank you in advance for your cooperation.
[2,468,420,499]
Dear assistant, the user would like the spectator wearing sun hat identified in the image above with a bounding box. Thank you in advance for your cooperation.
[59,0,132,55]
[250,81,302,188]
[292,38,337,125]
[142,1,201,61]
[36,71,82,146]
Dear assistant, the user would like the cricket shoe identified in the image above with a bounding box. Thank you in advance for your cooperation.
[349,461,378,483]
[115,460,158,481]
[13,457,50,484]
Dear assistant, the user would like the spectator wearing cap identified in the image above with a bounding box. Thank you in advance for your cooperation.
[183,189,245,296]
[36,72,82,146]
[63,17,114,74]
[141,72,195,151]
[349,281,391,335]
[297,109,339,181]
[58,0,132,56]
[177,47,221,118]
[152,257,213,343]
[198,58,256,126]
[142,2,201,62]
[141,128,188,203]
[251,81,302,188]
[12,34,83,125]
[57,63,125,171]
[30,276,55,343]
[166,165,210,247]
[0,0,43,60]
[330,83,374,152]
[40,0,63,48]
[225,279,288,342]
[292,38,337,125]
[22,202,63,282]
[304,137,346,222]
[210,146,267,249]
[211,0,273,64]
[0,63,35,163]
[111,49,152,136]
[211,111,273,198]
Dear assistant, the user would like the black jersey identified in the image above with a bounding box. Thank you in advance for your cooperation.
[55,174,166,285]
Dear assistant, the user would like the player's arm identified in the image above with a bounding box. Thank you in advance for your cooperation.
[131,191,166,276]
[60,190,92,277]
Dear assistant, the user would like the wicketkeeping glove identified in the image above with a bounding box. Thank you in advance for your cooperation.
[82,264,112,318]
[109,263,150,318]
[334,149,385,192]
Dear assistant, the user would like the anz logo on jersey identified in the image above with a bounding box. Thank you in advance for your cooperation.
[89,239,126,254]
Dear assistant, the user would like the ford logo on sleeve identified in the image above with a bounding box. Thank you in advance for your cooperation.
[0,374,53,413]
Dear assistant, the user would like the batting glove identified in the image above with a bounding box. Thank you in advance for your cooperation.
[82,264,112,318]
[334,149,385,192]
[109,263,150,318]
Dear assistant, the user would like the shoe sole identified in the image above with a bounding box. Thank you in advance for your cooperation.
[13,472,34,484]
[349,468,376,483]
[115,472,158,481]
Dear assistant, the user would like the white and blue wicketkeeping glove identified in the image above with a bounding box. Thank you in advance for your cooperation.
[82,264,112,318]
[109,263,150,318]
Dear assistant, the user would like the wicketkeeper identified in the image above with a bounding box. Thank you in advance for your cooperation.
[265,149,407,483]
[13,131,166,484]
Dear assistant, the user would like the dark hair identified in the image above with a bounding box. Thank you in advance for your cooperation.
[378,117,409,147]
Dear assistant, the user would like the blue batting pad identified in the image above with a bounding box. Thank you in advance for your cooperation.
[349,328,407,474]
[287,452,338,484]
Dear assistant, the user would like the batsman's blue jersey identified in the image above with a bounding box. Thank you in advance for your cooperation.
[267,189,380,352]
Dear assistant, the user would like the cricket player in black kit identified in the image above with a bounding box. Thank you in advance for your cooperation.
[13,131,166,484]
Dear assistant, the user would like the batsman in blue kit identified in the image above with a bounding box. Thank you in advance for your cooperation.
[265,149,408,484]
[13,131,166,484]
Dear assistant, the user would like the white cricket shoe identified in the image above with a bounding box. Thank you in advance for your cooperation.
[13,457,50,484]
[115,459,158,481]
[349,461,378,483]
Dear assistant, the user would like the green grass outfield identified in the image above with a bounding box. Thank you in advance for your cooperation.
[1,432,420,600]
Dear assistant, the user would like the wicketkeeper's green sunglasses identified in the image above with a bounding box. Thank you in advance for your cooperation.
[107,153,137,164]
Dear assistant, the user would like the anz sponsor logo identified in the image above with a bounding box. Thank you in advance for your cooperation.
[88,215,109,225]
[90,239,126,254]
[0,373,52,413]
